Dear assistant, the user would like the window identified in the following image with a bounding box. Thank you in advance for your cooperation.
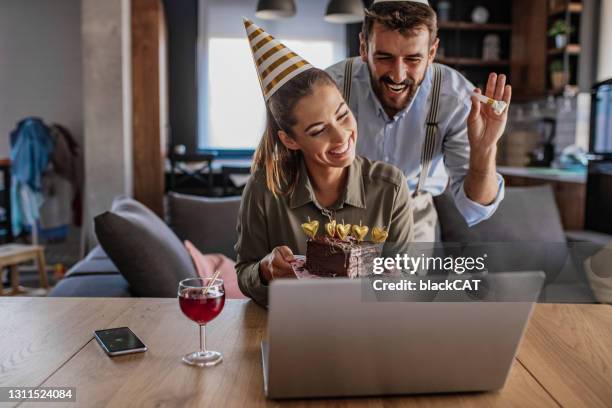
[198,0,347,154]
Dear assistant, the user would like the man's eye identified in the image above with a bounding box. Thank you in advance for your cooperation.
[338,111,349,121]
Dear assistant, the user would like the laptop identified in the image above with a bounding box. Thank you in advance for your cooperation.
[262,271,545,399]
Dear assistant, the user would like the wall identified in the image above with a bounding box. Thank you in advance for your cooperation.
[81,0,133,247]
[597,0,612,81]
[0,0,83,157]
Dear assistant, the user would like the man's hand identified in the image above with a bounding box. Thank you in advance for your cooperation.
[467,73,512,151]
[259,246,296,284]
[464,73,512,206]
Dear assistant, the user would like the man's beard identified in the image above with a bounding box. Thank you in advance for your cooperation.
[369,63,428,116]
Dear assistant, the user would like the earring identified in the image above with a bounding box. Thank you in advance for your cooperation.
[273,143,279,162]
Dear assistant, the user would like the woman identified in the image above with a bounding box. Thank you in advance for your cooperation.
[236,19,509,306]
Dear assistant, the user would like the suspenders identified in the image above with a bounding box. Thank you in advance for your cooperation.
[415,63,443,196]
[342,57,355,105]
[341,60,443,198]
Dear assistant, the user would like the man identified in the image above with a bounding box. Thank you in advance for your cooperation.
[326,0,511,242]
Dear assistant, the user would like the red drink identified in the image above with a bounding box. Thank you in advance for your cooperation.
[178,278,225,367]
[179,292,225,324]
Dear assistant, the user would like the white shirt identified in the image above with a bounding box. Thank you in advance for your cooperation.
[326,59,505,227]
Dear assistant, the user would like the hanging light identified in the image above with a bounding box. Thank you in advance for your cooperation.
[324,0,365,24]
[255,0,296,20]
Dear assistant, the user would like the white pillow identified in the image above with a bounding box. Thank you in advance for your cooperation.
[584,242,612,304]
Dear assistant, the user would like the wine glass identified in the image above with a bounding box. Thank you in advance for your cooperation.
[178,277,225,367]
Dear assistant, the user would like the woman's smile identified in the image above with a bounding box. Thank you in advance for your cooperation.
[278,83,359,170]
[327,133,354,159]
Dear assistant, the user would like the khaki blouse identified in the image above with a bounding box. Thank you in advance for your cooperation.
[234,155,414,306]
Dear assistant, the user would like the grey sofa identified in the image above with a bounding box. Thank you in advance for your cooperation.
[49,187,610,302]
[49,193,241,297]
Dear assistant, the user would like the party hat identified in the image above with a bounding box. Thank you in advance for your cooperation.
[244,18,313,101]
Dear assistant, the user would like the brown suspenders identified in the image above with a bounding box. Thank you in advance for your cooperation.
[342,60,443,197]
[415,63,443,196]
[342,57,355,105]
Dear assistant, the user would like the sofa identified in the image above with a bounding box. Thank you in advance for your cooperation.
[49,193,241,297]
[49,186,610,302]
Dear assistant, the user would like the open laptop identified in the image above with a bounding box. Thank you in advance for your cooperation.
[262,271,545,399]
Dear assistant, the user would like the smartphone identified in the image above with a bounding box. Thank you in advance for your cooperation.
[94,327,148,356]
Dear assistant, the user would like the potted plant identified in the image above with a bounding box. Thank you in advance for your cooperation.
[548,20,573,49]
[549,60,568,91]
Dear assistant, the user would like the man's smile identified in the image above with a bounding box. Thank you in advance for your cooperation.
[384,81,409,95]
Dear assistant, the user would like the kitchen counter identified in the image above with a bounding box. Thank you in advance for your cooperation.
[498,166,587,184]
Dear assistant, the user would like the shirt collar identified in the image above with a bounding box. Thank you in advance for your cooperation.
[365,63,433,122]
[289,156,366,210]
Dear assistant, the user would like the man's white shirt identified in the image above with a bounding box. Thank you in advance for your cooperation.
[326,59,505,226]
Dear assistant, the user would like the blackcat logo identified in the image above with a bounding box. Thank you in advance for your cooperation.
[372,254,488,275]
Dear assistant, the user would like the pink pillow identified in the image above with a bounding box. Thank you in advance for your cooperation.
[184,240,246,299]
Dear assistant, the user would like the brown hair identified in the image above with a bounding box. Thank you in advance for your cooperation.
[252,68,338,196]
[362,2,438,46]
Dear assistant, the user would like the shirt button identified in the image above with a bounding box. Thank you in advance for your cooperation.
[384,156,390,161]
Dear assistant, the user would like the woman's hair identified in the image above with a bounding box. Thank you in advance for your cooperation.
[252,67,338,196]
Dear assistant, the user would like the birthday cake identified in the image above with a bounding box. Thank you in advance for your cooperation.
[300,219,388,278]
[305,237,382,278]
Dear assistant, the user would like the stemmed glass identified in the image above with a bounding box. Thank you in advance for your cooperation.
[178,277,225,367]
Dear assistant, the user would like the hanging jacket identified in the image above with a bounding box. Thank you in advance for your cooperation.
[9,117,55,236]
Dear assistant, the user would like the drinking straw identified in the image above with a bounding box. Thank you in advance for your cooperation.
[204,269,222,294]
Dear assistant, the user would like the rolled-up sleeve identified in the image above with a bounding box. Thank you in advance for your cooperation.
[454,174,505,226]
[441,92,505,227]
[234,176,270,307]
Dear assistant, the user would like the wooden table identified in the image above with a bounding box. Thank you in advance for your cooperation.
[0,298,610,407]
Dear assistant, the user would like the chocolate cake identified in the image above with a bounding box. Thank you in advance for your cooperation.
[305,236,383,278]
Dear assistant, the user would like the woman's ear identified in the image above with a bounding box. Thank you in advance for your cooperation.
[277,130,301,151]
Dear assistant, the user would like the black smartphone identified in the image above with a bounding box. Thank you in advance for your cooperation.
[94,327,148,357]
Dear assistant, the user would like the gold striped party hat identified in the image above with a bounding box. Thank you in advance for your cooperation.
[244,18,313,102]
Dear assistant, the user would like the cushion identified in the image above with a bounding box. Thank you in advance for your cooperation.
[434,185,568,283]
[168,193,241,259]
[94,196,197,297]
[184,240,246,299]
[87,245,112,260]
[584,242,612,303]
[435,185,566,243]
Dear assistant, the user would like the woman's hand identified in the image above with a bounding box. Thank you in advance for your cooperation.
[467,73,512,152]
[259,246,296,284]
